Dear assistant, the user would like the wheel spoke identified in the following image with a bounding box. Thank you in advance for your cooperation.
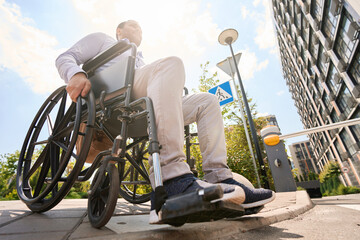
[53,90,67,131]
[24,145,50,181]
[33,151,51,197]
[31,139,49,146]
[52,140,79,160]
[46,114,54,136]
[52,102,75,134]
[49,142,60,185]
[52,122,75,140]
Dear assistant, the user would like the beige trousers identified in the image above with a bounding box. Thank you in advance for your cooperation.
[132,56,232,187]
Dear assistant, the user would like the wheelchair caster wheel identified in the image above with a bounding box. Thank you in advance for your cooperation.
[88,163,119,228]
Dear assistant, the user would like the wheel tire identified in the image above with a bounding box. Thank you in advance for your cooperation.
[16,86,95,212]
[88,163,119,228]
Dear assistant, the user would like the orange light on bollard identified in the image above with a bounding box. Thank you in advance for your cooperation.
[264,134,280,146]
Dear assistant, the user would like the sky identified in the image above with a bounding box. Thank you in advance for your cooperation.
[0,0,308,157]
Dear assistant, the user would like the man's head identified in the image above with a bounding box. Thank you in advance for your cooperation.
[116,20,142,47]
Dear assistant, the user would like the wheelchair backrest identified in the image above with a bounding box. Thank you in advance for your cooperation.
[82,40,137,100]
[82,40,148,139]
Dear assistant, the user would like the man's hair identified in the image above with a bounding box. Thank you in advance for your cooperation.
[116,20,139,40]
[117,21,127,30]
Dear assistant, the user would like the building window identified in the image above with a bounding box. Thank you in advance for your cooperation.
[334,139,343,160]
[294,5,301,28]
[348,49,360,85]
[335,85,352,116]
[310,0,323,21]
[350,108,360,142]
[334,10,356,63]
[322,91,330,106]
[315,76,323,93]
[339,129,356,156]
[321,0,340,39]
[330,110,339,123]
[307,142,315,158]
[301,13,309,41]
[309,28,320,59]
[325,63,341,94]
[317,44,329,74]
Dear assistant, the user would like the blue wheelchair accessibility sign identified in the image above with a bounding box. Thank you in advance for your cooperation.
[208,81,234,106]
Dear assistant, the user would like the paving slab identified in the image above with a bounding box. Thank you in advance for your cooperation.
[0,191,313,240]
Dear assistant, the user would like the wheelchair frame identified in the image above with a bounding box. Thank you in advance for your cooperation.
[16,40,199,227]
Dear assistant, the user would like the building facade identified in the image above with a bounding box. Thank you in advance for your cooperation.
[289,140,319,180]
[271,0,360,186]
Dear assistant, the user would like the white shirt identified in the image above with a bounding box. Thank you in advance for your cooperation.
[55,32,145,83]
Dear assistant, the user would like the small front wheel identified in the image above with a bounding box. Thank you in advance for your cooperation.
[88,163,119,228]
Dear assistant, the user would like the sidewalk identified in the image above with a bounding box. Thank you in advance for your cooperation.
[0,191,313,240]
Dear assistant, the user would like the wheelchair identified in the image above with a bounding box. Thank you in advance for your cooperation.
[16,40,246,228]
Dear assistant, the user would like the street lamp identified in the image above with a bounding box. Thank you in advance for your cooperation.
[218,28,270,189]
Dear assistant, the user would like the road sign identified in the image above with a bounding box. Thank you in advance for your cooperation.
[216,52,242,79]
[342,167,349,173]
[208,81,234,106]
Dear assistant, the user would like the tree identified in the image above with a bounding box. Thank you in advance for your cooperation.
[0,151,19,200]
[191,62,274,188]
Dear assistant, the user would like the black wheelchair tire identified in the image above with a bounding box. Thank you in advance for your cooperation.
[16,86,95,212]
[88,163,119,228]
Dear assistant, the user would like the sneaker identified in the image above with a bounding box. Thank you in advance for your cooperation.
[149,173,246,224]
[221,178,275,208]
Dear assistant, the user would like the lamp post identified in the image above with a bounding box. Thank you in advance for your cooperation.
[218,28,270,189]
[217,55,261,188]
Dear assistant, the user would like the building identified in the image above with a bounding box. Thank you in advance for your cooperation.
[271,0,360,186]
[263,114,280,129]
[289,140,319,180]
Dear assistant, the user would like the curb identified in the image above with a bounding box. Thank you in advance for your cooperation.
[81,191,314,240]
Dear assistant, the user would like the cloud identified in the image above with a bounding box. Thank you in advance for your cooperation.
[241,6,249,19]
[246,0,277,52]
[71,0,221,64]
[209,49,269,82]
[277,90,285,96]
[257,112,270,117]
[238,49,268,81]
[0,1,64,94]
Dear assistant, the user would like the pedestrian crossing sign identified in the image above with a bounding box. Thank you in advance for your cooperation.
[208,81,234,106]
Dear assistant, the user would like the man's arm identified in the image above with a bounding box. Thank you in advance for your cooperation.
[55,32,108,102]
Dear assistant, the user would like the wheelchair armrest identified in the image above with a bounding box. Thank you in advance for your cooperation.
[83,40,137,78]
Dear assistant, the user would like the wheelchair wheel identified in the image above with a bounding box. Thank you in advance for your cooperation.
[88,163,119,228]
[16,86,95,212]
[119,138,152,204]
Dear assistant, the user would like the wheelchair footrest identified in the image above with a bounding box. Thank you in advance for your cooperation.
[156,186,245,226]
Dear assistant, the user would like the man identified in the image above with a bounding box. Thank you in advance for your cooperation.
[56,20,275,223]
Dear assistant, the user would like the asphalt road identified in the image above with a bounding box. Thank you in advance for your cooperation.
[225,193,360,240]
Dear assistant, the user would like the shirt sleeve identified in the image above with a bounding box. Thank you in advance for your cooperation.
[55,32,107,83]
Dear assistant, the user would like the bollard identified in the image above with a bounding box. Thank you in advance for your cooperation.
[260,125,297,192]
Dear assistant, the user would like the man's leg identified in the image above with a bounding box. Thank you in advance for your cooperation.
[183,92,275,209]
[132,58,249,224]
[182,92,233,183]
[132,56,192,188]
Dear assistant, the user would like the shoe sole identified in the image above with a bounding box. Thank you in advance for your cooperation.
[149,186,246,224]
[240,191,276,208]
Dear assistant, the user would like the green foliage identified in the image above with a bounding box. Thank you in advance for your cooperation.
[65,181,91,199]
[191,61,274,188]
[307,171,319,181]
[0,151,19,200]
[320,176,360,196]
[319,161,341,183]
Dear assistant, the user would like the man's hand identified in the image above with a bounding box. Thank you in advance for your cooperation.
[66,72,91,102]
